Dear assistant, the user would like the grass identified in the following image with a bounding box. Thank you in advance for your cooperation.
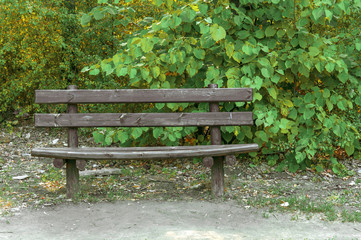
[244,185,361,222]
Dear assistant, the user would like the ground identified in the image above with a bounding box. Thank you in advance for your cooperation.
[1,201,361,239]
[0,123,361,239]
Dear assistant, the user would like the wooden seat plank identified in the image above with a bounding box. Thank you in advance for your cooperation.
[31,144,259,160]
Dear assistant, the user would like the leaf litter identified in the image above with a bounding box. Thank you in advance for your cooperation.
[0,124,360,222]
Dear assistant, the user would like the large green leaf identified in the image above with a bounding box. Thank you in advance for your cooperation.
[141,38,154,53]
[193,48,205,60]
[81,14,92,26]
[210,24,226,42]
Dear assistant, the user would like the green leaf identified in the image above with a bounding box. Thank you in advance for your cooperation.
[356,42,361,51]
[303,108,315,119]
[104,134,113,146]
[93,131,104,145]
[141,38,154,53]
[345,143,354,156]
[265,26,277,37]
[152,66,160,78]
[94,9,105,20]
[337,101,346,111]
[355,96,361,106]
[199,23,209,34]
[180,8,196,23]
[242,44,253,55]
[116,67,128,77]
[323,89,330,98]
[116,130,128,144]
[155,103,165,110]
[271,74,280,84]
[280,118,290,129]
[304,92,314,103]
[198,3,208,14]
[253,76,263,90]
[81,14,92,26]
[261,68,271,78]
[337,72,348,83]
[312,8,323,21]
[226,67,240,80]
[210,24,226,42]
[237,30,250,40]
[333,124,345,137]
[131,128,143,139]
[153,127,163,139]
[325,9,333,21]
[309,46,320,57]
[295,152,306,164]
[232,51,242,63]
[258,58,270,67]
[258,131,268,141]
[326,100,333,111]
[268,88,277,99]
[129,68,137,78]
[325,62,335,72]
[225,41,235,58]
[193,48,205,60]
[89,69,100,75]
[255,29,264,39]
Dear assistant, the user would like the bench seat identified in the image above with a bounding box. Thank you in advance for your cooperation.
[31,144,259,160]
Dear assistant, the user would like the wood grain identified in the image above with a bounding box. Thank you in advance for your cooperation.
[208,84,224,197]
[35,88,253,103]
[35,112,253,127]
[31,144,259,160]
[65,85,79,198]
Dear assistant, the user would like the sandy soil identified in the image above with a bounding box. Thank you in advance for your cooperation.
[1,200,360,240]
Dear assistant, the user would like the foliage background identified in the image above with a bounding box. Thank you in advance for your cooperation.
[1,0,360,174]
[0,0,162,118]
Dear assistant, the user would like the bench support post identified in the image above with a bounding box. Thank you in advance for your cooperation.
[208,84,224,197]
[66,85,79,198]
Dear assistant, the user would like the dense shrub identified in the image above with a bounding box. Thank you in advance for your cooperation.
[85,0,361,174]
[0,0,163,120]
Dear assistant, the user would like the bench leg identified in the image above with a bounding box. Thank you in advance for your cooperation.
[66,159,79,198]
[211,156,224,197]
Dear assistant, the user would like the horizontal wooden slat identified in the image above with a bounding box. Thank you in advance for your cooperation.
[35,112,253,127]
[35,88,253,103]
[31,144,259,160]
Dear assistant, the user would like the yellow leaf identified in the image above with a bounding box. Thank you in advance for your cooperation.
[283,99,294,108]
[190,4,199,12]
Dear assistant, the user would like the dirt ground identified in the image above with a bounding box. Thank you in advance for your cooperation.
[1,200,361,240]
[1,125,361,239]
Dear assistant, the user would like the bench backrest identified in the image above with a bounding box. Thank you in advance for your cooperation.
[34,84,253,128]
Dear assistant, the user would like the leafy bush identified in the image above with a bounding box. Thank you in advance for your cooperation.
[85,0,361,173]
[0,0,163,121]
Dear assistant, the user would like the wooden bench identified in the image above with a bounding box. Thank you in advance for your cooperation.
[31,84,259,198]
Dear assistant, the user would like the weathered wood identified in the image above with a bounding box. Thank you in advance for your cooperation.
[209,84,224,197]
[53,159,65,169]
[203,156,214,168]
[225,155,237,166]
[211,156,224,196]
[35,88,253,104]
[35,112,254,127]
[32,85,260,198]
[31,144,260,160]
[66,159,79,198]
[66,85,79,198]
[76,160,86,171]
